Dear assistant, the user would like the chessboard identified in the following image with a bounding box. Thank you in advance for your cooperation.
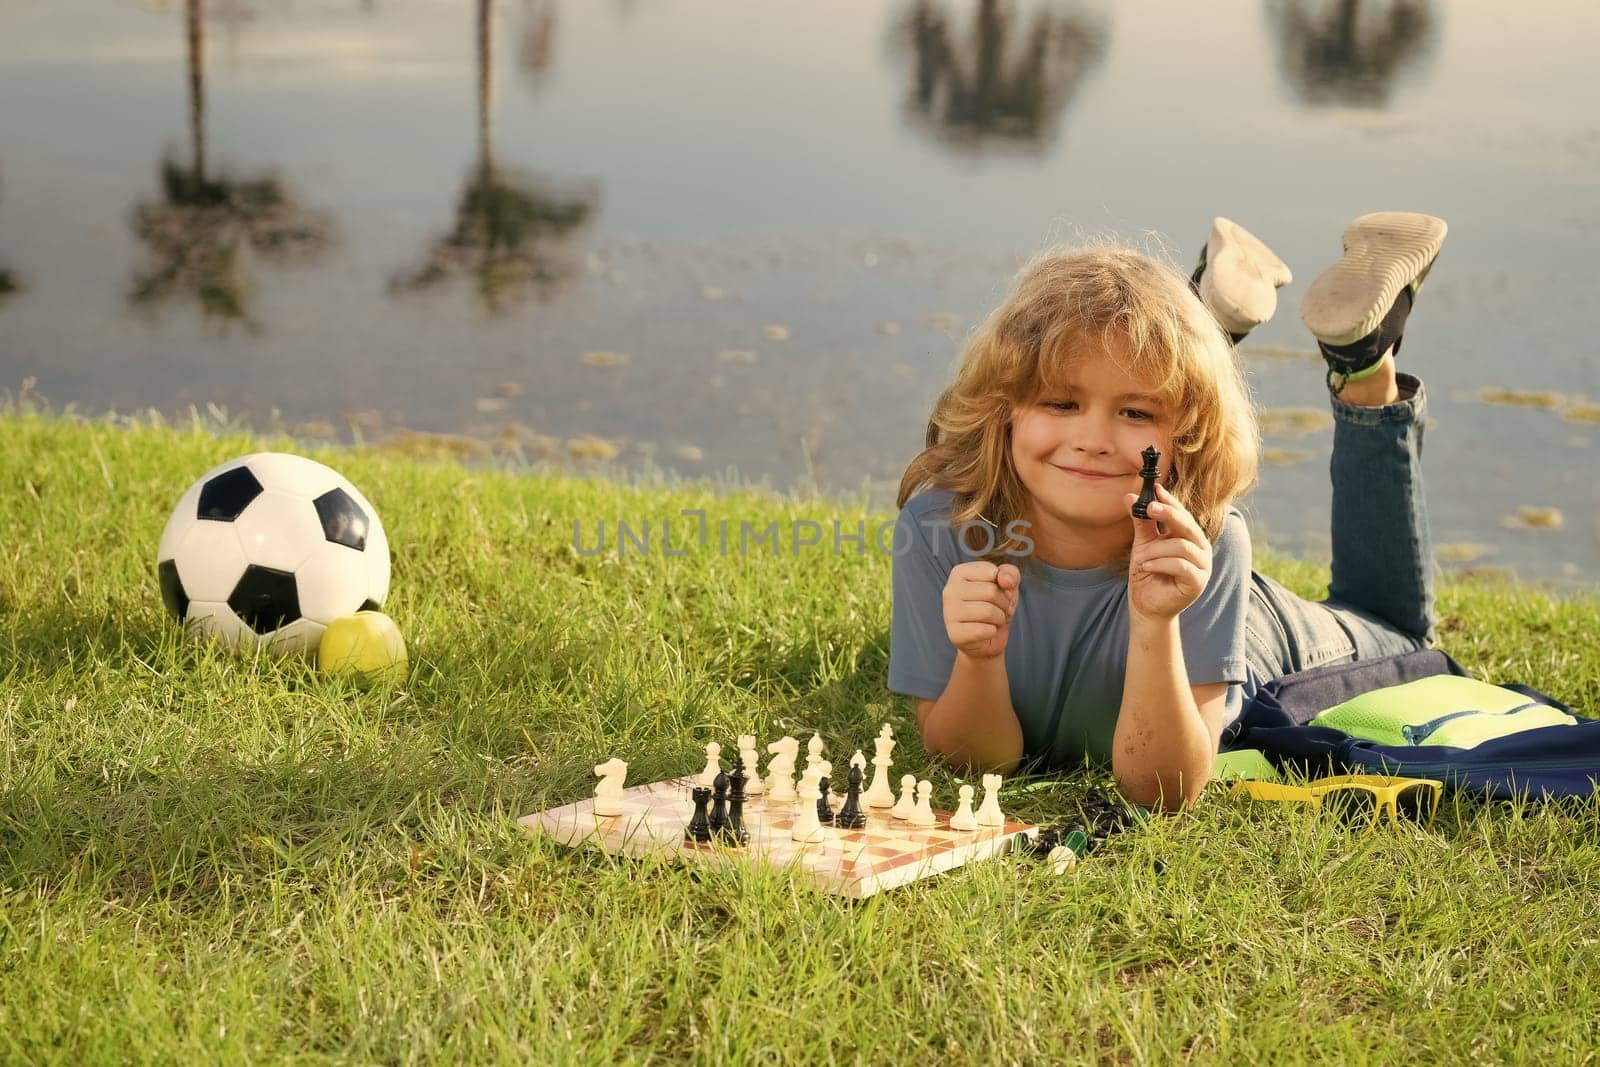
[519,776,1039,898]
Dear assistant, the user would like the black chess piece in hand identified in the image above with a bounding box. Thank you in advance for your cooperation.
[1131,446,1161,520]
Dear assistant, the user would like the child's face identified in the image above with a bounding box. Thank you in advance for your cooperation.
[1009,347,1174,533]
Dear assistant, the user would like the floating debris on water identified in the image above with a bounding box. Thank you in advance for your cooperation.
[762,325,790,341]
[1435,543,1496,563]
[567,436,621,460]
[1259,407,1333,439]
[289,420,337,440]
[718,348,758,364]
[475,397,508,413]
[1562,404,1600,423]
[929,312,962,330]
[343,409,384,434]
[496,425,559,456]
[494,381,524,397]
[382,430,489,460]
[701,286,726,300]
[877,321,901,336]
[582,351,631,367]
[1262,448,1315,465]
[674,445,704,462]
[1501,506,1564,530]
[1478,386,1566,409]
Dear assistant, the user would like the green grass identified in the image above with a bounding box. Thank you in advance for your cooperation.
[2,403,1599,1064]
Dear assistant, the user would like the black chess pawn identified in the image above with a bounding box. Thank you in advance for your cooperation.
[1131,445,1161,519]
[816,774,835,825]
[685,786,714,843]
[722,754,750,846]
[835,763,867,830]
[708,771,731,836]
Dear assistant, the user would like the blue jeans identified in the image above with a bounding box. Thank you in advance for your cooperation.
[1244,372,1435,692]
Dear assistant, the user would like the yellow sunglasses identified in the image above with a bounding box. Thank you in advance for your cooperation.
[1229,774,1443,830]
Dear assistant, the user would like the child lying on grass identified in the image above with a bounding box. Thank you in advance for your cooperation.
[889,212,1448,811]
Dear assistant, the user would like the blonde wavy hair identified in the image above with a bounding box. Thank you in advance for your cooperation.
[897,245,1259,560]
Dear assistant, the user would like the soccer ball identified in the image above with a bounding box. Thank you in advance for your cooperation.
[156,452,390,655]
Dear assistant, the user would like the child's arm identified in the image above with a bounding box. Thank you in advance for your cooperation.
[917,562,1025,775]
[1113,486,1225,810]
[1115,617,1230,810]
[916,652,1024,775]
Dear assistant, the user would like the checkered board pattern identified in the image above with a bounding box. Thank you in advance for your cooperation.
[519,776,1039,898]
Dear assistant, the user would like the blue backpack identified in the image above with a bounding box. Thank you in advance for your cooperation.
[1222,649,1600,801]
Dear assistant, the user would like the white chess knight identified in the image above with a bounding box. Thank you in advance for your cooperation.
[592,757,628,817]
[765,735,797,798]
[790,766,826,843]
[699,742,723,787]
[891,774,917,819]
[976,773,1005,827]
[737,733,764,795]
[948,784,978,831]
[863,724,897,808]
[909,779,936,826]
[765,735,799,801]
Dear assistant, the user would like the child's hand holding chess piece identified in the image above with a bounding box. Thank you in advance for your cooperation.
[1125,470,1214,624]
[942,560,1021,660]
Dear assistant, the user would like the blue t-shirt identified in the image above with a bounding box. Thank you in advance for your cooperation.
[887,488,1251,770]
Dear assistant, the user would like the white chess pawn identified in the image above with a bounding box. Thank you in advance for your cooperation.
[948,784,978,831]
[864,724,897,808]
[765,736,798,801]
[803,732,825,778]
[790,767,825,843]
[699,741,723,787]
[592,757,628,817]
[909,779,936,826]
[975,772,1005,827]
[738,733,764,795]
[891,774,917,819]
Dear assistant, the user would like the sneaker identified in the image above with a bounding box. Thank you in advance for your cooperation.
[1300,211,1447,377]
[1191,217,1293,341]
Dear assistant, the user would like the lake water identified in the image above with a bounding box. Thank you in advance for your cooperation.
[1,0,1596,587]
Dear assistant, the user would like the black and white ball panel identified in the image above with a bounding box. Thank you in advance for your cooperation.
[165,518,251,603]
[197,466,263,521]
[233,489,334,573]
[156,452,391,654]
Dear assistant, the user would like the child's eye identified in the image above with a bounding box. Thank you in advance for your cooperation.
[1044,400,1076,412]
[1122,408,1153,420]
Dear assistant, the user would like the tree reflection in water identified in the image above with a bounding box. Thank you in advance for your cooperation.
[894,0,1109,152]
[1267,0,1437,107]
[129,0,334,328]
[0,173,17,304]
[392,0,597,314]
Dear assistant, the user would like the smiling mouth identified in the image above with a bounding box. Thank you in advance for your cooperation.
[1053,465,1126,480]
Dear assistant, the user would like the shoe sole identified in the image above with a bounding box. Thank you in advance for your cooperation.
[1300,212,1448,346]
[1198,216,1293,335]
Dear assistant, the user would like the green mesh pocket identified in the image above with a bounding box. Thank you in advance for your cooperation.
[1310,674,1560,746]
